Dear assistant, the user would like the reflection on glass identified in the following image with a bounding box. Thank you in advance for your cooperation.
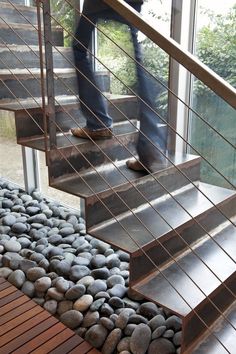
[190,1,236,188]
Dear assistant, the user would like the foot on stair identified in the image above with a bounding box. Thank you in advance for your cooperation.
[126,159,147,172]
[71,126,113,140]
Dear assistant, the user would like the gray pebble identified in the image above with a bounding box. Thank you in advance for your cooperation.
[108,284,127,298]
[87,279,107,296]
[130,323,151,354]
[4,240,21,252]
[73,294,93,312]
[165,315,182,331]
[173,331,182,346]
[56,278,70,293]
[139,302,160,319]
[85,324,108,348]
[152,325,167,340]
[108,296,124,309]
[102,328,122,354]
[47,287,64,301]
[57,300,73,315]
[60,309,83,329]
[90,297,106,311]
[117,337,131,352]
[21,280,35,297]
[148,338,176,354]
[70,265,90,281]
[91,267,110,279]
[128,314,148,325]
[44,299,58,314]
[27,267,46,281]
[8,269,25,288]
[65,284,86,300]
[149,314,166,331]
[35,276,52,292]
[82,311,100,328]
[99,317,114,331]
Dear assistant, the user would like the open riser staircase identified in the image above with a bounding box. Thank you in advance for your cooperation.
[0,1,236,353]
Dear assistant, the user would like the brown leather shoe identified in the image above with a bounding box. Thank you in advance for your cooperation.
[71,126,113,140]
[126,159,147,172]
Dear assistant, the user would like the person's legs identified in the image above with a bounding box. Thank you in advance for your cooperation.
[72,11,112,133]
[127,26,168,172]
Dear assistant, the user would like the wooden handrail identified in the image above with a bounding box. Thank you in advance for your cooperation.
[103,0,236,110]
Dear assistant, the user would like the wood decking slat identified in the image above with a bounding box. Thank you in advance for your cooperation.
[0,284,17,298]
[13,322,66,354]
[0,299,36,325]
[30,328,74,354]
[0,294,29,316]
[49,334,84,354]
[0,289,23,306]
[68,340,93,354]
[0,305,43,336]
[0,278,100,354]
[0,316,58,353]
[0,281,11,291]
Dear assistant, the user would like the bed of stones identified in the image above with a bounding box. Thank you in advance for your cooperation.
[0,178,182,354]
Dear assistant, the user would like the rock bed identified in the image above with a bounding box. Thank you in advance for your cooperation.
[0,179,182,354]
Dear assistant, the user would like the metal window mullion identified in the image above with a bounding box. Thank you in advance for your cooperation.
[174,0,197,154]
[22,146,41,194]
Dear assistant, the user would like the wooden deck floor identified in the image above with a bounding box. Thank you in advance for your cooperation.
[0,277,101,354]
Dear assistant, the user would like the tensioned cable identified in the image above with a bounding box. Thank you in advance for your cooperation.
[1,9,236,268]
[1,6,236,274]
[5,0,236,193]
[48,13,236,193]
[0,13,235,346]
[64,0,236,150]
[52,140,233,354]
[1,0,236,302]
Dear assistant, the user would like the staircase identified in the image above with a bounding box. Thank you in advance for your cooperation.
[0,1,236,353]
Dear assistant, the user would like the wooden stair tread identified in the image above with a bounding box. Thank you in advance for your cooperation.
[133,223,236,317]
[90,182,235,253]
[188,300,236,354]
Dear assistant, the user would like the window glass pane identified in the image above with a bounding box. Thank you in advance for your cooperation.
[189,1,236,188]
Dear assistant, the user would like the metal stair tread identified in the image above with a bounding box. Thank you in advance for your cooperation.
[188,299,236,354]
[0,67,78,80]
[89,182,236,254]
[0,94,137,111]
[0,21,61,30]
[132,222,236,317]
[50,158,146,199]
[0,1,36,10]
[20,120,138,151]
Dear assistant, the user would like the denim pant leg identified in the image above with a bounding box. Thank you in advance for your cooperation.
[73,14,112,130]
[130,27,167,165]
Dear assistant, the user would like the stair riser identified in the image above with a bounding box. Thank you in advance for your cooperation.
[129,194,236,284]
[0,5,37,25]
[0,74,110,101]
[86,157,201,229]
[14,100,136,146]
[0,26,63,46]
[182,272,236,353]
[0,75,78,100]
[0,48,74,69]
[48,133,138,183]
[1,0,26,4]
[15,107,85,144]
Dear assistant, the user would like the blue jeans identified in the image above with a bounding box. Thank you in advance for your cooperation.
[73,4,167,167]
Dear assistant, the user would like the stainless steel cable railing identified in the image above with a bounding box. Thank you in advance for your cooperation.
[0,0,236,352]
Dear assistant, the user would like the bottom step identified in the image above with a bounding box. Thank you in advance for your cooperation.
[188,300,236,354]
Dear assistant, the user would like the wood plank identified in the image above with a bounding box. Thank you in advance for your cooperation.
[87,349,101,354]
[30,328,74,354]
[13,322,66,354]
[0,310,50,347]
[0,295,29,316]
[0,305,43,336]
[0,289,23,307]
[0,316,58,353]
[0,285,17,299]
[0,281,11,291]
[0,299,36,325]
[0,278,7,284]
[49,334,84,354]
[68,340,93,354]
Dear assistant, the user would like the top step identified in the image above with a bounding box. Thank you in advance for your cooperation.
[1,0,27,5]
[0,2,37,26]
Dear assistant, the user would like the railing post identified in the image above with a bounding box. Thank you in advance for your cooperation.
[41,0,57,150]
